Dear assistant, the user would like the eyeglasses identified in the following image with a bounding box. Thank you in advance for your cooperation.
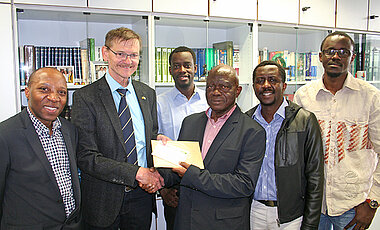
[322,48,353,58]
[106,46,140,60]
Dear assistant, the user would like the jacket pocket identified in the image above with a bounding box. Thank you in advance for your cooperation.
[215,207,244,219]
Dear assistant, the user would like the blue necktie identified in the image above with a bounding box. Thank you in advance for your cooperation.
[117,89,138,165]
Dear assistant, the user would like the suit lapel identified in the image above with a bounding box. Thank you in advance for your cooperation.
[203,107,240,166]
[21,110,61,196]
[60,120,81,208]
[98,77,126,153]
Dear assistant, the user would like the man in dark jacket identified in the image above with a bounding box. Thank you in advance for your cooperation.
[247,60,324,229]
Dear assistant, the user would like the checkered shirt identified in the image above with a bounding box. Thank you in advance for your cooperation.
[27,108,76,217]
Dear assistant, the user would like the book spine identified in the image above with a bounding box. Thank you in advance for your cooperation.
[24,45,36,84]
[89,38,95,62]
[155,47,162,83]
[233,46,240,76]
[162,47,168,83]
[19,46,26,86]
[167,48,173,82]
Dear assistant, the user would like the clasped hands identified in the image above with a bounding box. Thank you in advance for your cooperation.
[138,162,191,193]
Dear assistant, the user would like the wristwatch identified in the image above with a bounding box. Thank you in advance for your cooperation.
[366,199,379,209]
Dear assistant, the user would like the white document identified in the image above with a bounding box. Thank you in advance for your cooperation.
[152,142,189,166]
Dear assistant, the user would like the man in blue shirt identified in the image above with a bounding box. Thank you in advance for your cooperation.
[157,46,208,230]
[247,60,324,229]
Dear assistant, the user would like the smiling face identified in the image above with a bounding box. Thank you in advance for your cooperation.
[253,65,286,109]
[102,38,140,86]
[25,68,67,129]
[170,51,197,90]
[206,65,242,119]
[320,35,355,78]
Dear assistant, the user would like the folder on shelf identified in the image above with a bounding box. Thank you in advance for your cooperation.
[151,140,204,169]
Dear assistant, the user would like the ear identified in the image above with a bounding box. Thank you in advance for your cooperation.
[25,87,30,101]
[282,82,287,92]
[236,85,242,98]
[319,52,323,62]
[194,63,198,73]
[350,53,356,64]
[102,46,109,62]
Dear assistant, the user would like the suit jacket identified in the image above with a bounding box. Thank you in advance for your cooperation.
[71,77,158,227]
[161,106,266,230]
[0,109,82,230]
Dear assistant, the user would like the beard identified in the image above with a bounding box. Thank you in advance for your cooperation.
[326,71,342,78]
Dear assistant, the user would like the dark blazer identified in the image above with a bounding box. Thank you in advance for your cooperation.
[161,106,266,230]
[0,109,82,230]
[71,77,158,227]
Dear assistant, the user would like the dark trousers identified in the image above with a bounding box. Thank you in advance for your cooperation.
[163,203,176,230]
[85,187,153,230]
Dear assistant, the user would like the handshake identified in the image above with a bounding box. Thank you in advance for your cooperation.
[136,167,164,193]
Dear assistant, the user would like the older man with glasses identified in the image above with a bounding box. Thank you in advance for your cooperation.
[294,31,380,230]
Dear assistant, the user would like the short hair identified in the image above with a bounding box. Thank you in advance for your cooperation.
[105,27,142,49]
[27,67,62,87]
[208,64,239,86]
[320,31,355,51]
[252,60,286,83]
[169,46,197,66]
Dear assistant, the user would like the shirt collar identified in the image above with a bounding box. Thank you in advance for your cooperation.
[253,97,288,120]
[315,72,359,97]
[170,86,202,101]
[205,104,237,121]
[27,107,61,136]
[105,71,134,94]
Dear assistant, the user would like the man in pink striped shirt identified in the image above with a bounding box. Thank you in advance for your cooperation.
[160,64,266,230]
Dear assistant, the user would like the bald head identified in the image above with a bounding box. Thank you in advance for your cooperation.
[208,64,239,87]
[27,67,66,88]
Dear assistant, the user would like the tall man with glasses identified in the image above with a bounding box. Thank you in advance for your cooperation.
[294,31,380,230]
[71,27,169,230]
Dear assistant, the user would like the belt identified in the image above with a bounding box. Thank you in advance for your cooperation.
[125,186,134,193]
[258,200,277,207]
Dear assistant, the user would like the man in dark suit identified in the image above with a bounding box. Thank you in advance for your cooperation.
[71,27,167,229]
[158,64,266,230]
[0,67,82,229]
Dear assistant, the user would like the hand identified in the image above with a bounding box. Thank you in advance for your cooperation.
[157,134,172,145]
[344,202,377,230]
[136,167,164,193]
[172,162,190,178]
[160,188,179,208]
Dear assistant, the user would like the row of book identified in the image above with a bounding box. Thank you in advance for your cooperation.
[19,38,108,86]
[259,48,320,82]
[155,41,240,83]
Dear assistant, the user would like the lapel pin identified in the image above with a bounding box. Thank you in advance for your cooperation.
[142,96,146,100]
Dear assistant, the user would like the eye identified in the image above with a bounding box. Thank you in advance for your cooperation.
[130,54,139,59]
[116,52,125,58]
[184,64,192,68]
[59,90,67,96]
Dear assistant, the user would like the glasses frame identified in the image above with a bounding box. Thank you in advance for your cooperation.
[322,48,354,58]
[105,46,140,60]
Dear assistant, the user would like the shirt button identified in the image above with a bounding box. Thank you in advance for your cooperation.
[208,140,211,143]
[213,125,216,128]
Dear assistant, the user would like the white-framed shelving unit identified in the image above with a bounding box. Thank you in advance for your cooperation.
[1,1,380,228]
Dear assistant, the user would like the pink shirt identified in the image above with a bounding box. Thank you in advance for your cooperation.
[201,105,237,159]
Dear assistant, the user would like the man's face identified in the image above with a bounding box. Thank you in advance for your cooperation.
[102,39,140,84]
[206,72,241,118]
[319,35,355,78]
[170,52,197,90]
[25,69,67,128]
[253,65,286,108]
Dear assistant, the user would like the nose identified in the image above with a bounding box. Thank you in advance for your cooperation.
[263,79,271,87]
[331,51,341,59]
[47,92,60,102]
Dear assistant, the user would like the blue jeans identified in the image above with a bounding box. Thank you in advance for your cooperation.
[319,208,355,230]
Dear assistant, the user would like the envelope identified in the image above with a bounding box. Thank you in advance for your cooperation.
[151,140,204,169]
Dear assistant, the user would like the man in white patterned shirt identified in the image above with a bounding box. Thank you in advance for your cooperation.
[294,32,380,230]
[0,67,82,229]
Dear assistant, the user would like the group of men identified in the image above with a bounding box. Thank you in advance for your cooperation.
[0,26,379,230]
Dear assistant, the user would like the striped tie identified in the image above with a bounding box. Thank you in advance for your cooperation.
[117,89,138,165]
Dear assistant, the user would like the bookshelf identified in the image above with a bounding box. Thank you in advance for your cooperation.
[154,15,255,111]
